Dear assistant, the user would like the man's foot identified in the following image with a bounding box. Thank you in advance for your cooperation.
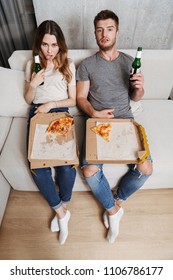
[103,211,109,229]
[107,207,124,243]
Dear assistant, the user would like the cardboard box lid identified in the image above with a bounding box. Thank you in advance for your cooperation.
[28,112,79,169]
[86,118,149,164]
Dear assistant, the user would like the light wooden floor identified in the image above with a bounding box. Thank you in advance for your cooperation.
[0,188,173,260]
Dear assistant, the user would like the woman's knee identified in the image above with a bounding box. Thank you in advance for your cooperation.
[82,165,99,178]
[31,167,51,178]
[56,165,76,175]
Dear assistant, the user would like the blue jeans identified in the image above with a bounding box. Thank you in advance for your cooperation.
[80,119,152,211]
[27,104,76,210]
[84,163,152,211]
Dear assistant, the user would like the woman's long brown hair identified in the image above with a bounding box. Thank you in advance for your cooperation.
[31,20,72,83]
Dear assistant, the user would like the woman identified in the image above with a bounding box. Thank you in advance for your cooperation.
[25,20,76,245]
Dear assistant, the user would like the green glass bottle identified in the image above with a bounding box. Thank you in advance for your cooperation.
[130,47,142,77]
[34,54,44,85]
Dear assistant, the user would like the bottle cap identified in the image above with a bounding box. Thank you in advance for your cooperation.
[137,47,142,51]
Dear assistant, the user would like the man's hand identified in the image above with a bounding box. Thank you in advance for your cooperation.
[130,73,144,90]
[92,108,114,119]
[130,73,144,101]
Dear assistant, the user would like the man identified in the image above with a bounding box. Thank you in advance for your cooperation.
[76,10,152,243]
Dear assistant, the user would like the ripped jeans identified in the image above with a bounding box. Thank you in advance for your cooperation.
[81,116,152,211]
[27,104,76,210]
[85,163,151,211]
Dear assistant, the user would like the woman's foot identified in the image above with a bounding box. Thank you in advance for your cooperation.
[50,215,59,232]
[58,210,71,245]
[51,202,68,232]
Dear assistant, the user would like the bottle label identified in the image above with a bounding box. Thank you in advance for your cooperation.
[130,67,141,75]
[34,55,40,63]
[136,51,142,59]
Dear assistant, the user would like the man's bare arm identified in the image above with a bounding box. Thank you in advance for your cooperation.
[77,80,114,118]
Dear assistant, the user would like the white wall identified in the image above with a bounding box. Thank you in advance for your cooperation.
[33,0,173,49]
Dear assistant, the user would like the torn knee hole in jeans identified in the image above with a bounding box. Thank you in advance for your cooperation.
[85,170,100,178]
[82,166,101,178]
[134,165,151,178]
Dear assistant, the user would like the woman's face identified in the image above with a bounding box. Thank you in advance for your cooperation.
[41,34,59,61]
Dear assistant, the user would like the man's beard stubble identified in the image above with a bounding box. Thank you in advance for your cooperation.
[97,40,116,52]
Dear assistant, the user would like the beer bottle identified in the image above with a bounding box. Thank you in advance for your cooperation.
[130,47,142,77]
[34,54,44,85]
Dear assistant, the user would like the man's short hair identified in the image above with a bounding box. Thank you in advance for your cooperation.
[94,9,119,29]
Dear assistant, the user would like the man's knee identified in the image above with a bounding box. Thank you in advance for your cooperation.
[137,160,153,176]
[82,165,99,178]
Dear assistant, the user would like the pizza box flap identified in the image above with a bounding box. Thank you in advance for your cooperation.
[28,112,79,168]
[86,118,150,164]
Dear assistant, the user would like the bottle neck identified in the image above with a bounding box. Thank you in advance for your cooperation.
[136,50,142,59]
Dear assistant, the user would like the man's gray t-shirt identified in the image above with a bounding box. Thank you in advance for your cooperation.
[76,52,134,119]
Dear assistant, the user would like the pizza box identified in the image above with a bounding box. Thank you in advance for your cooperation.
[86,118,150,164]
[28,112,79,169]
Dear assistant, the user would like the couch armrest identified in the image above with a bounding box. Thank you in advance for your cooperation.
[0,117,13,152]
[0,172,11,226]
[8,50,32,71]
[169,86,173,100]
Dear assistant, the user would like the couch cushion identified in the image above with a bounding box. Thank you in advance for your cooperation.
[135,99,173,188]
[8,50,98,71]
[0,117,12,152]
[98,100,173,190]
[0,67,29,117]
[141,50,173,100]
[8,49,173,100]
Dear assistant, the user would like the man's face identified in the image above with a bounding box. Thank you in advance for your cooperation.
[95,18,118,51]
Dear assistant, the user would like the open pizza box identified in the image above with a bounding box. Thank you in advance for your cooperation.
[28,112,79,169]
[86,118,150,164]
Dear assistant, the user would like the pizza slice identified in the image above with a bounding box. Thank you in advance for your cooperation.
[47,117,73,136]
[91,123,112,142]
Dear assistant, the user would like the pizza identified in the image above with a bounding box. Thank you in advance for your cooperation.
[91,123,112,142]
[47,117,73,136]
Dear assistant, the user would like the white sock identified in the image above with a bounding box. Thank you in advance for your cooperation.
[103,211,109,229]
[107,207,124,243]
[50,215,59,232]
[59,210,71,245]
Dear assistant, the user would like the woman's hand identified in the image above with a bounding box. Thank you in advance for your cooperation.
[34,102,56,114]
[30,69,45,89]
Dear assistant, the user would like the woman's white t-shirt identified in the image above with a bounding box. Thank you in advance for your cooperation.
[25,59,76,104]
